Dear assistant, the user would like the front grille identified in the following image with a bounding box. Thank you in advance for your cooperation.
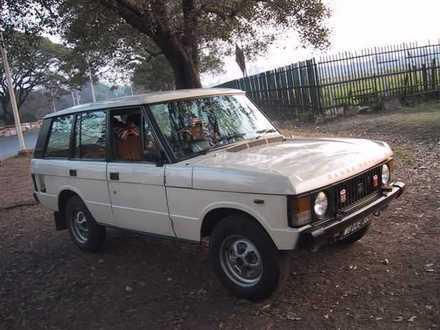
[334,166,382,211]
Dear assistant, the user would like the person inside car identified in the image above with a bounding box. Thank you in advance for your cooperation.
[114,114,143,161]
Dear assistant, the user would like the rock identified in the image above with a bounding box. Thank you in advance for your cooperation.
[393,316,404,322]
[382,258,390,265]
[197,288,207,295]
[125,285,133,292]
[357,106,371,114]
[408,316,417,322]
[286,312,302,321]
[425,263,435,272]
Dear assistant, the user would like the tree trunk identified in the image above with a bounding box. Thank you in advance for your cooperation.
[170,56,202,90]
[155,34,202,90]
[101,0,202,89]
[164,49,202,89]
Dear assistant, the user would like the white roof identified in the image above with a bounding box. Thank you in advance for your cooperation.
[45,88,245,119]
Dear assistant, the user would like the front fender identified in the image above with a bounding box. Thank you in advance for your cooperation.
[199,198,299,251]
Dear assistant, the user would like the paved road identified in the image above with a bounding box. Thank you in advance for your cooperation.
[0,129,39,160]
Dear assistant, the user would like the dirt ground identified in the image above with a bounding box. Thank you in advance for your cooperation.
[1,103,439,329]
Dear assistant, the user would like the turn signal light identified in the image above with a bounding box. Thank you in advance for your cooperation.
[287,195,312,227]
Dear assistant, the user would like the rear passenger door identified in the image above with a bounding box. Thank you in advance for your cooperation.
[69,110,113,224]
[106,108,174,237]
[32,110,113,225]
[32,114,76,211]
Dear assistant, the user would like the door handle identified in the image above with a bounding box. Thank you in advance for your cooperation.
[110,172,119,180]
[69,169,77,177]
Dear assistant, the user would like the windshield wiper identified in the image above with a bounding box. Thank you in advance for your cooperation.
[255,128,277,138]
[222,132,246,142]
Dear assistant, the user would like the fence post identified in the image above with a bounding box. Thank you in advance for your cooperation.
[313,58,323,118]
[306,59,321,120]
[422,64,428,92]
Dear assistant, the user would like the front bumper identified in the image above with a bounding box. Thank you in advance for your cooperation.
[298,181,405,250]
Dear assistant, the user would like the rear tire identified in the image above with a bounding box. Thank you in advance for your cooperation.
[65,195,106,252]
[338,224,370,245]
[209,215,289,301]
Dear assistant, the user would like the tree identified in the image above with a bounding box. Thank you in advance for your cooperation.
[2,0,330,89]
[57,0,224,91]
[0,32,67,123]
[96,0,330,88]
[132,55,175,91]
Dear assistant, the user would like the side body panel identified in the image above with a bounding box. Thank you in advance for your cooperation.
[107,162,173,236]
[165,164,299,250]
[31,158,113,224]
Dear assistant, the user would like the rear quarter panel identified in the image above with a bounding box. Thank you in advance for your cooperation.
[31,158,112,224]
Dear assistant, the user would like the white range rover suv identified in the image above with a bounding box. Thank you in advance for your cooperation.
[32,88,405,300]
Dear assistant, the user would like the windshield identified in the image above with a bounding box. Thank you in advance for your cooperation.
[149,94,277,160]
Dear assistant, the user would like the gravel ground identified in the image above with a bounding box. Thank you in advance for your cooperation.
[1,103,439,329]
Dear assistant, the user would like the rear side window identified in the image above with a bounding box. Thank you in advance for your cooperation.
[33,119,51,158]
[45,115,74,158]
[74,111,107,160]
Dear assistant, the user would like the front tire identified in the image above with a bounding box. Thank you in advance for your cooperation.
[65,196,106,252]
[209,215,289,301]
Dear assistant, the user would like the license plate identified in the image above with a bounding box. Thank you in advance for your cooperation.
[342,218,370,237]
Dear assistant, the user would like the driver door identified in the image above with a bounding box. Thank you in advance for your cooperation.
[107,107,174,237]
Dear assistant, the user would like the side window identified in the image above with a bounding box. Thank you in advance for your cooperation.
[34,118,52,158]
[74,111,107,160]
[110,109,160,162]
[45,115,74,158]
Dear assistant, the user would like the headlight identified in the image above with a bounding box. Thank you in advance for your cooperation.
[314,192,328,218]
[382,164,390,185]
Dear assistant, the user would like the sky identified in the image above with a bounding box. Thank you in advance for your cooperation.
[203,0,440,86]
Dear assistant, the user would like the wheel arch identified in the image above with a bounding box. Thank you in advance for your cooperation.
[200,206,274,245]
[58,188,83,217]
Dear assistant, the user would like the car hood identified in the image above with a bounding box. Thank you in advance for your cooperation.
[187,137,393,195]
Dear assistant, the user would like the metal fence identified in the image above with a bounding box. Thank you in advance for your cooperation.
[217,42,440,121]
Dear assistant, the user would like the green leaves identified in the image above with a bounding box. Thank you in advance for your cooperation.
[0,30,68,122]
[2,0,331,88]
